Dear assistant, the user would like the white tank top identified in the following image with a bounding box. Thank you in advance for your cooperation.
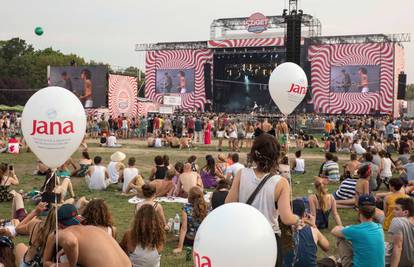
[129,246,160,267]
[107,161,120,183]
[238,168,281,234]
[89,165,107,190]
[380,158,392,177]
[123,167,139,193]
[295,158,305,172]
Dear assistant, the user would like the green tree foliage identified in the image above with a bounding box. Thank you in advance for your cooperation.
[0,38,143,90]
[406,84,414,100]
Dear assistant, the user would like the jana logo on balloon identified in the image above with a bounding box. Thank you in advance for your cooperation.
[30,120,74,135]
[288,83,307,95]
[193,251,212,267]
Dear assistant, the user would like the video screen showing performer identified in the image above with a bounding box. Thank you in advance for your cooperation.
[156,69,195,94]
[49,66,107,108]
[330,65,380,93]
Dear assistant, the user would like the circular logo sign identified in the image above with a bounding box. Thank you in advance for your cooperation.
[245,13,269,34]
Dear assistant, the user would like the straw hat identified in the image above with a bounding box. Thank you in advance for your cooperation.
[217,153,226,163]
[110,151,126,162]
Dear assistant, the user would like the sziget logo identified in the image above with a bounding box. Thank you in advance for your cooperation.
[288,83,307,95]
[30,120,74,135]
[245,12,269,34]
[193,251,212,267]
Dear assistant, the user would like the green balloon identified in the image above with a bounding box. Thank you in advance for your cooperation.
[34,27,43,36]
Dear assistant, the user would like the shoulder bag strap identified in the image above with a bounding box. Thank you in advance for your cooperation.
[246,173,273,205]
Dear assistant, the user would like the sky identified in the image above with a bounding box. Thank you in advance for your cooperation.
[1,0,413,82]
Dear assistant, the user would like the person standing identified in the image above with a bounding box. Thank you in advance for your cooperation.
[61,71,73,92]
[226,133,300,267]
[194,117,203,144]
[79,69,93,108]
[204,118,212,145]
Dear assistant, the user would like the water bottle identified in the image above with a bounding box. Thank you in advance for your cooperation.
[167,218,174,232]
[173,213,181,236]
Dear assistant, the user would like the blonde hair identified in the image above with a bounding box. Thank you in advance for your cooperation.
[37,206,57,253]
[314,180,329,211]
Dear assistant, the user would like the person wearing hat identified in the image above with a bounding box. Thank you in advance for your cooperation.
[107,132,121,148]
[283,199,330,267]
[43,204,131,267]
[107,151,126,184]
[331,195,385,267]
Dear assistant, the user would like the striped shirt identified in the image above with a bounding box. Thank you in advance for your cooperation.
[333,178,357,200]
[322,160,340,181]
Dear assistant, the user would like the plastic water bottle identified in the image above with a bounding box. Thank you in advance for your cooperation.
[173,213,181,236]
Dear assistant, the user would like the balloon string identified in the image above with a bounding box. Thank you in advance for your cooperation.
[52,168,59,267]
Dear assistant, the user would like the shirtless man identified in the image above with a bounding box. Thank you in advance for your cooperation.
[43,204,131,267]
[277,119,289,152]
[177,163,203,197]
[262,118,272,133]
[79,69,93,108]
[358,67,369,93]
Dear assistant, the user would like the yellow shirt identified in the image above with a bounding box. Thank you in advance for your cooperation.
[383,192,408,231]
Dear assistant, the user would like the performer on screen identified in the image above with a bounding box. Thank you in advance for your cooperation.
[61,71,74,93]
[177,71,187,94]
[79,69,93,108]
[164,72,173,93]
[358,67,369,93]
[340,69,351,92]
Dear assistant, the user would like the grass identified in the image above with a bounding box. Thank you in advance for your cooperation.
[0,138,374,266]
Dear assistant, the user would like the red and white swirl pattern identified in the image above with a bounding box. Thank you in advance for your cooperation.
[145,49,213,111]
[208,38,284,48]
[394,44,405,116]
[309,43,394,114]
[108,74,138,117]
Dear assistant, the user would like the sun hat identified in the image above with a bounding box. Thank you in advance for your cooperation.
[217,154,226,162]
[110,151,126,162]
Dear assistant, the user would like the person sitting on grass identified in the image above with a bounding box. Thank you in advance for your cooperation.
[380,178,409,231]
[331,195,385,267]
[149,155,168,181]
[43,204,131,267]
[210,180,229,210]
[387,198,414,267]
[0,163,19,186]
[320,152,340,183]
[176,163,203,198]
[107,132,122,148]
[82,199,117,239]
[283,198,330,267]
[291,150,305,175]
[0,235,16,267]
[332,172,358,209]
[72,151,93,178]
[343,153,360,177]
[173,186,207,254]
[136,184,168,231]
[120,204,166,267]
[122,157,139,194]
[107,151,126,184]
[150,168,175,197]
[40,170,75,204]
[308,178,342,229]
[200,155,225,189]
[85,156,110,191]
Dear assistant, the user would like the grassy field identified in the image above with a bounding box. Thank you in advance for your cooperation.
[0,139,368,266]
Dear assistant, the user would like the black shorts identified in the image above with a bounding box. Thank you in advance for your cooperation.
[187,128,194,134]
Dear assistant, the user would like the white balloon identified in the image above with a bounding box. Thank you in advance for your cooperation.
[269,62,308,115]
[193,203,277,267]
[22,87,86,169]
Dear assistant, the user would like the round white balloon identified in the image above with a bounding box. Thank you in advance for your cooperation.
[193,203,277,267]
[269,62,308,115]
[21,87,86,169]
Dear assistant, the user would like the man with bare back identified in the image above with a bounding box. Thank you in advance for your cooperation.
[277,119,289,152]
[43,204,131,267]
[79,69,93,108]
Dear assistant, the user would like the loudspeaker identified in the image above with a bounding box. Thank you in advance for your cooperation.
[285,15,302,64]
[397,72,407,100]
[204,63,213,99]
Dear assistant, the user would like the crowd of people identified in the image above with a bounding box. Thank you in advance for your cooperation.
[0,110,414,267]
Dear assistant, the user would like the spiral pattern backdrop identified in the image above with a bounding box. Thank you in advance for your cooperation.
[108,74,138,117]
[309,43,394,114]
[145,49,213,111]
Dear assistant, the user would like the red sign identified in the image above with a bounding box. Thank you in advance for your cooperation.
[245,12,269,34]
[30,120,74,135]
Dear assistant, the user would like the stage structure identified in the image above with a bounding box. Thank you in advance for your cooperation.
[136,11,410,116]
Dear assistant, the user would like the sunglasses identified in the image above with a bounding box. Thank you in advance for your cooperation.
[0,236,14,249]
